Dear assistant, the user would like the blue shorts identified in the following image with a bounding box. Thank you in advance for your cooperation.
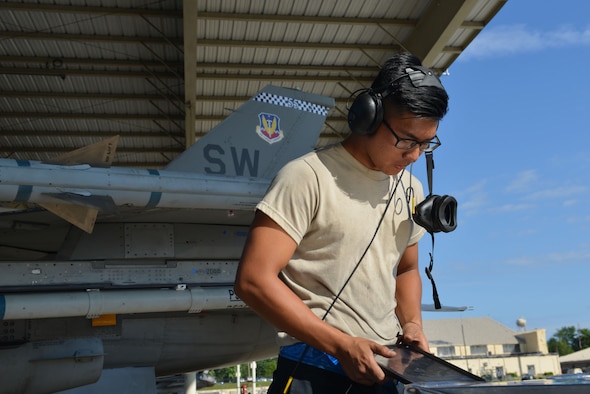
[269,343,398,394]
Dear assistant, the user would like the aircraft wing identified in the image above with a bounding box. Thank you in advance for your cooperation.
[421,304,472,312]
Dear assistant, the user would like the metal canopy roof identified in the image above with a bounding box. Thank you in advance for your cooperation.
[0,0,506,168]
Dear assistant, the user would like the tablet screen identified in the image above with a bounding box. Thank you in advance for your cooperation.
[375,344,485,385]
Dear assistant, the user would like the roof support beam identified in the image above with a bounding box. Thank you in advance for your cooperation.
[0,56,379,74]
[0,55,182,69]
[198,12,416,26]
[0,67,375,82]
[0,2,181,17]
[183,0,197,149]
[0,31,400,52]
[0,3,416,26]
[402,0,478,68]
[0,31,181,45]
[0,67,179,79]
[1,112,183,121]
[0,146,184,154]
[196,39,401,52]
[0,131,183,138]
[0,91,179,102]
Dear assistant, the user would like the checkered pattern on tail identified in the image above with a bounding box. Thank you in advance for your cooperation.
[254,92,329,116]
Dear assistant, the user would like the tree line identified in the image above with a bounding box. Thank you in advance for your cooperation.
[548,326,590,356]
[209,358,277,383]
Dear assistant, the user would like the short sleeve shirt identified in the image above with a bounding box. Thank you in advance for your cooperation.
[257,143,426,344]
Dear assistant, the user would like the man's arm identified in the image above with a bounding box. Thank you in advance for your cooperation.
[234,210,395,385]
[395,242,429,351]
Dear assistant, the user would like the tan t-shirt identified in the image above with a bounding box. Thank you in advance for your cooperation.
[257,143,426,345]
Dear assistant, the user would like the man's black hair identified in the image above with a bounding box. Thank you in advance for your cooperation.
[372,52,449,120]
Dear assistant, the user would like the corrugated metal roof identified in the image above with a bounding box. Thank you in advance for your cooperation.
[424,317,520,347]
[0,0,507,167]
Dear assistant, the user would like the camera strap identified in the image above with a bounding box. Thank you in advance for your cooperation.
[424,152,441,310]
[425,232,441,310]
[425,151,434,196]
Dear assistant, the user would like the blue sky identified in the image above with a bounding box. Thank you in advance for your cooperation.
[417,0,590,338]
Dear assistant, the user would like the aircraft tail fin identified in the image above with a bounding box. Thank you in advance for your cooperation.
[165,85,334,178]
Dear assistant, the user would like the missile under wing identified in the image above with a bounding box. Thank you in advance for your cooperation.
[0,85,334,393]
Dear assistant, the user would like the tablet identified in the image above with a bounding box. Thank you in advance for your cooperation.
[374,343,485,385]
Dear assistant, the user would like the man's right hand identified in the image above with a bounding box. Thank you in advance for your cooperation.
[335,337,396,386]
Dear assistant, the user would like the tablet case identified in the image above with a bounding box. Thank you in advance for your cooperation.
[375,343,486,385]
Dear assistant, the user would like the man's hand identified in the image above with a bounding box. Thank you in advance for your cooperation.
[401,321,429,352]
[335,337,396,386]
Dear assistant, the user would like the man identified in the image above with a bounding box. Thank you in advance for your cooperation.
[235,52,449,393]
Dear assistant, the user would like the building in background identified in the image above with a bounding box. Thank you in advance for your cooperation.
[559,348,590,373]
[423,317,561,379]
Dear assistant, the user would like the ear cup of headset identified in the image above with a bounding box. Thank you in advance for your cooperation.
[347,90,383,135]
[413,194,458,233]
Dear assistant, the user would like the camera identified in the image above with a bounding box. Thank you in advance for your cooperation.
[413,194,457,233]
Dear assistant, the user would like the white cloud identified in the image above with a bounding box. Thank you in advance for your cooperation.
[505,169,539,194]
[527,185,587,201]
[504,169,588,202]
[458,180,489,215]
[490,203,532,213]
[504,256,536,266]
[566,213,590,224]
[460,24,590,60]
[515,228,539,237]
[563,199,578,207]
[505,249,590,267]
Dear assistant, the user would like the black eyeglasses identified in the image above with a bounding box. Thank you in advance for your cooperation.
[382,120,441,153]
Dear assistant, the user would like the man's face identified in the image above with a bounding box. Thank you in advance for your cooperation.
[364,112,439,176]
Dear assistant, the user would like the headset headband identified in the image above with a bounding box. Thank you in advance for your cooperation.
[347,64,445,136]
[377,66,445,99]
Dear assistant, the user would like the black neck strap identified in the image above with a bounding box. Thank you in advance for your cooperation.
[423,151,441,309]
[426,232,441,310]
[425,151,434,196]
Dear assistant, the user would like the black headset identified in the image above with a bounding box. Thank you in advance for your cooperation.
[346,64,457,234]
[347,65,445,135]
